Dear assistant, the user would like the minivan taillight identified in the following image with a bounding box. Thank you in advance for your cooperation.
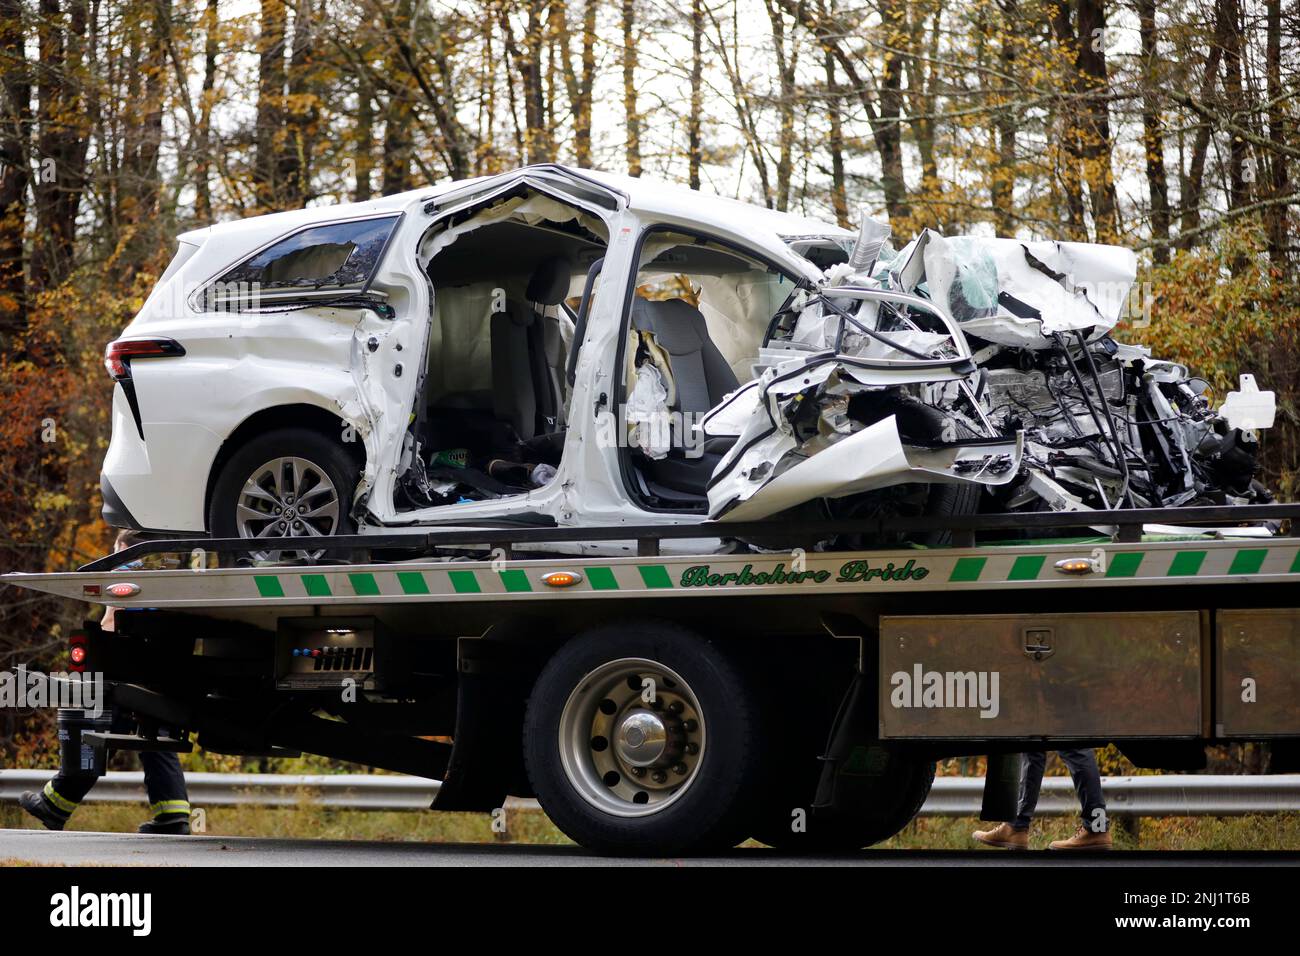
[104,337,185,380]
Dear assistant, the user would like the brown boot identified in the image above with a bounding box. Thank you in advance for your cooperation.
[1049,825,1113,850]
[972,822,1029,850]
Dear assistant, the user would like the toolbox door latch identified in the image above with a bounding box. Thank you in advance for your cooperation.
[1023,626,1055,661]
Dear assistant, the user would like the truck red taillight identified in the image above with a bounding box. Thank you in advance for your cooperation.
[104,337,185,381]
[70,631,88,672]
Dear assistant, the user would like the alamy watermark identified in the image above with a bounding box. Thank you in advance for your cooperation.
[890,662,1000,719]
[0,665,106,718]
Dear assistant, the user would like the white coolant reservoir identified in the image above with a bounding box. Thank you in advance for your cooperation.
[1219,373,1276,431]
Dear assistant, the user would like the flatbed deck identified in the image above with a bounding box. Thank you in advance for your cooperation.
[7,534,1299,612]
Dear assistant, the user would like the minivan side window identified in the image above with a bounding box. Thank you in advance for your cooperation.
[201,215,399,309]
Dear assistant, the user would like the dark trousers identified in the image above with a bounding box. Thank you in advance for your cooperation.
[1013,749,1107,832]
[44,751,189,820]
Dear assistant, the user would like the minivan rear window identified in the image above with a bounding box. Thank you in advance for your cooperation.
[201,215,399,309]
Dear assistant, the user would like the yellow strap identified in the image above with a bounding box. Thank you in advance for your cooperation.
[43,782,79,814]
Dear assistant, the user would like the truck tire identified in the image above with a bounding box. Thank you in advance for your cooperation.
[523,622,761,856]
[754,753,935,852]
[208,427,356,563]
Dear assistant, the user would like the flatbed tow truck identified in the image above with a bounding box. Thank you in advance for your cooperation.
[6,502,1300,855]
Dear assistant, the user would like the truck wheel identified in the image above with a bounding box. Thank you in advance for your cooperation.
[209,427,356,563]
[523,623,760,856]
[754,753,935,852]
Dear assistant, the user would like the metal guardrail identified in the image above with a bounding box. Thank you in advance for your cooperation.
[919,774,1300,817]
[3,771,1299,817]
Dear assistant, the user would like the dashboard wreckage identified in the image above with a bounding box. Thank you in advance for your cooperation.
[703,218,1277,537]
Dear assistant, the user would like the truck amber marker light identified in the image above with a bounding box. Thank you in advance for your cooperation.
[541,571,582,588]
[105,582,141,597]
[1053,557,1095,575]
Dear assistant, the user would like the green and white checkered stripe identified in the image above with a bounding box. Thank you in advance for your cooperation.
[248,562,677,599]
[942,544,1300,584]
[13,538,1297,608]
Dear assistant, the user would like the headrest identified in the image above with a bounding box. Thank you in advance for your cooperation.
[629,298,708,356]
[526,256,575,306]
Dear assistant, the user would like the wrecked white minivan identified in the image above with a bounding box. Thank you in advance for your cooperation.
[101,165,1274,559]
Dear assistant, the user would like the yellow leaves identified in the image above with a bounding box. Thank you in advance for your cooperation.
[33,491,74,512]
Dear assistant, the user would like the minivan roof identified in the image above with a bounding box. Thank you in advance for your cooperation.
[178,166,852,249]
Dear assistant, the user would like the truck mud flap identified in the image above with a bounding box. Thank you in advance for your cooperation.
[432,638,536,812]
[811,672,919,814]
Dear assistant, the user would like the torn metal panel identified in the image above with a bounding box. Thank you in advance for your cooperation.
[712,414,1022,522]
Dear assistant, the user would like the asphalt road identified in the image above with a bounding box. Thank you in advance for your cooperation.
[3,828,1299,866]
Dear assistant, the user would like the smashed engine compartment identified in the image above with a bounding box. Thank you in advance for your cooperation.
[707,218,1277,533]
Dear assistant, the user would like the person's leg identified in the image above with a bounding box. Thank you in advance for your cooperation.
[1013,751,1047,830]
[19,771,98,830]
[972,753,1040,848]
[1058,747,1107,832]
[139,751,191,834]
[1047,748,1112,849]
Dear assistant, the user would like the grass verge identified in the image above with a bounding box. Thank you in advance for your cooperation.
[3,802,1298,851]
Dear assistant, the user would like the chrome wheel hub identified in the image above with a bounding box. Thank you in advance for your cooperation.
[614,709,675,767]
[557,658,705,817]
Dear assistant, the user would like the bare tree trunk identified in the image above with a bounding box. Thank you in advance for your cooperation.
[1137,0,1170,262]
[1050,1,1087,240]
[381,0,414,194]
[0,0,31,338]
[903,0,939,226]
[1076,0,1118,241]
[284,0,318,205]
[1220,0,1248,214]
[121,0,167,263]
[519,0,551,163]
[1219,0,1247,274]
[554,0,596,167]
[1264,0,1288,267]
[622,0,640,176]
[31,0,90,291]
[1178,5,1226,248]
[254,0,287,211]
[354,76,374,201]
[688,0,703,189]
[991,0,1018,235]
[193,0,219,222]
[765,0,796,211]
[578,0,596,166]
[876,0,909,227]
[424,12,469,178]
[823,47,847,227]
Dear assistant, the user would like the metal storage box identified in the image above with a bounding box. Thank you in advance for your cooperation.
[1216,609,1300,737]
[879,611,1203,738]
